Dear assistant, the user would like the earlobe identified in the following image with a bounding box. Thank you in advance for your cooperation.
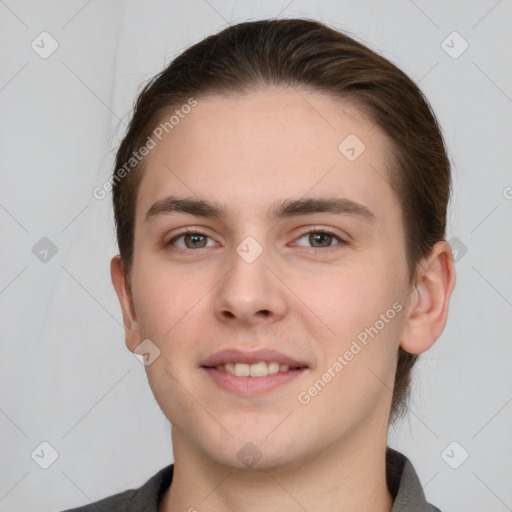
[400,241,456,355]
[110,256,140,353]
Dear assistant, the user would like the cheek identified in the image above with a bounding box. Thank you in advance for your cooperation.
[294,258,402,343]
[131,261,212,341]
[294,265,404,431]
[294,255,407,399]
[132,265,210,426]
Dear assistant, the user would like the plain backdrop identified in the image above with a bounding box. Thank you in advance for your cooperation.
[1,1,511,511]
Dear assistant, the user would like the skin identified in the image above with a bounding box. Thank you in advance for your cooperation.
[111,86,455,512]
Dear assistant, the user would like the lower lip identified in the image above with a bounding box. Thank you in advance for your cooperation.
[201,367,307,396]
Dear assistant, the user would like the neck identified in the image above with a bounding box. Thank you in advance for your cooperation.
[160,427,393,512]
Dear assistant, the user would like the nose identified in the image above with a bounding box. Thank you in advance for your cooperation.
[212,241,288,326]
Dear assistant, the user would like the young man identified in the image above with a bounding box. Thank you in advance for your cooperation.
[65,18,455,512]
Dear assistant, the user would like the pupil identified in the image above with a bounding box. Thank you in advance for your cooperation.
[186,234,206,248]
[310,232,331,247]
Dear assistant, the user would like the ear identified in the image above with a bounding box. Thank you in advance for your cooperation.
[400,240,456,354]
[111,255,140,353]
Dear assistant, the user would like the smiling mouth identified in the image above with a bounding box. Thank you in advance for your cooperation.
[206,361,305,378]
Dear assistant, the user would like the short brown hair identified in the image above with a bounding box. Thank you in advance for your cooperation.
[112,18,451,422]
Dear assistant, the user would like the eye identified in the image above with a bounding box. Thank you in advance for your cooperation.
[293,229,345,249]
[165,228,346,252]
[166,229,217,250]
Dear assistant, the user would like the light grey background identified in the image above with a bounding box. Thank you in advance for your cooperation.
[1,1,511,511]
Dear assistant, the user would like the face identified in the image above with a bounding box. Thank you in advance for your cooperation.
[119,87,415,470]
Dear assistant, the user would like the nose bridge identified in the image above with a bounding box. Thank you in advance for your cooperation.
[213,234,287,323]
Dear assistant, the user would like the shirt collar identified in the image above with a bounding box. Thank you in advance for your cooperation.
[387,448,441,511]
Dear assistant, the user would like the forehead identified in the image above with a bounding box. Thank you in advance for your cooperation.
[135,86,399,224]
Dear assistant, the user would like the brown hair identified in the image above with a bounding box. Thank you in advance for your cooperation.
[112,18,451,422]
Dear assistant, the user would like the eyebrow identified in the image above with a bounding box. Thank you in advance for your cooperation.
[145,196,375,223]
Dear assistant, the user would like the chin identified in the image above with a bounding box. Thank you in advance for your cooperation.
[198,426,308,473]
[210,446,301,473]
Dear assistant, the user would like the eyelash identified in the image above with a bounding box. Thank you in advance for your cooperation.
[165,228,347,253]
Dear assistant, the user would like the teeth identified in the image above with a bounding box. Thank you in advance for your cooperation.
[234,363,250,377]
[217,361,297,377]
[250,362,267,377]
[268,362,279,374]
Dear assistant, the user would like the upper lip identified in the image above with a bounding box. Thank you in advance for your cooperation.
[200,349,308,368]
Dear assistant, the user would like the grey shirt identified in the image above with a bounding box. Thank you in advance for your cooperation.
[61,448,440,511]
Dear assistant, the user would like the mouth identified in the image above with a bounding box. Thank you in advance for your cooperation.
[200,349,309,396]
[207,361,304,377]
